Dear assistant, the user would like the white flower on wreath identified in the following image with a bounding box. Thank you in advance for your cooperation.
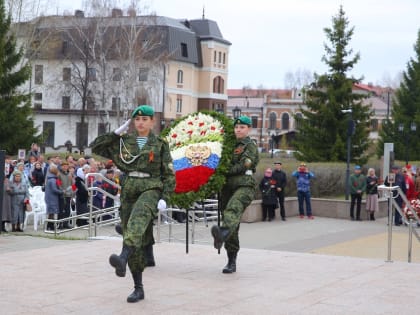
[166,112,224,150]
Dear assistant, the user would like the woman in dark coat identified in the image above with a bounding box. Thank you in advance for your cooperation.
[259,168,279,221]
[31,161,45,187]
[44,165,63,230]
[75,165,90,226]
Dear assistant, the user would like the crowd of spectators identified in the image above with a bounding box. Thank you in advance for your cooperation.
[2,143,120,232]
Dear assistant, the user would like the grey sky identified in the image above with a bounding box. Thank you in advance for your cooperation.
[38,0,420,89]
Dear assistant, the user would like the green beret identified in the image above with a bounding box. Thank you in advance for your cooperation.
[131,105,154,118]
[234,115,252,126]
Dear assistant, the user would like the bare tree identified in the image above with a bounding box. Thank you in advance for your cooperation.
[283,68,314,89]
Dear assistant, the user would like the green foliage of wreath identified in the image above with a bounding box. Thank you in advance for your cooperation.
[161,111,236,209]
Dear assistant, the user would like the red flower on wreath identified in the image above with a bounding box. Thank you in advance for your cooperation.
[174,166,215,193]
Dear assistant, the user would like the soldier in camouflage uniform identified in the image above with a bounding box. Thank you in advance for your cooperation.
[211,116,259,274]
[91,105,175,303]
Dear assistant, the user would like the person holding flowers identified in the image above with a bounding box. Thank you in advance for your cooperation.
[91,105,175,303]
[211,115,260,274]
[259,168,278,221]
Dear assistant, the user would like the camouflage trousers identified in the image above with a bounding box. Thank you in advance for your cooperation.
[120,188,160,272]
[220,185,255,253]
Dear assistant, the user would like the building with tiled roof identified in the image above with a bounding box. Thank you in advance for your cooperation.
[226,85,393,150]
[14,9,231,153]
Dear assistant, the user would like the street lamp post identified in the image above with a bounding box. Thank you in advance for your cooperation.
[233,106,241,119]
[398,122,417,165]
[342,109,354,201]
[270,134,275,158]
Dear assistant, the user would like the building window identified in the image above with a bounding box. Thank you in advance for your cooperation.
[214,51,217,62]
[138,68,148,81]
[34,92,42,109]
[34,93,42,101]
[223,53,226,64]
[281,113,290,130]
[76,122,88,150]
[269,112,277,129]
[87,91,95,110]
[213,76,224,94]
[295,113,303,129]
[62,96,70,109]
[371,119,378,131]
[213,103,224,113]
[63,67,71,81]
[176,96,182,113]
[62,40,68,55]
[113,68,122,81]
[34,65,43,84]
[177,70,183,84]
[43,121,55,146]
[251,116,258,128]
[180,43,188,58]
[87,68,96,81]
[218,51,222,63]
[112,97,120,111]
[98,123,107,135]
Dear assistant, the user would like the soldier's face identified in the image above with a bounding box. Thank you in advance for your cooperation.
[234,124,250,139]
[134,116,154,136]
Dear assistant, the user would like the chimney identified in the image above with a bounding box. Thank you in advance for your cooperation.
[111,8,123,17]
[75,10,84,18]
[127,7,136,17]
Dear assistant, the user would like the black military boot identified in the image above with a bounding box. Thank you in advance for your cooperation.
[222,252,237,274]
[211,225,230,250]
[144,244,156,267]
[127,271,145,303]
[370,212,375,221]
[109,245,134,277]
[115,223,123,235]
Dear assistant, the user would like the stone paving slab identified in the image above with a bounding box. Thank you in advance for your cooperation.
[1,239,420,314]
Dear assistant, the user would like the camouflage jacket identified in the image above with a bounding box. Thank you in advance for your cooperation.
[90,131,175,200]
[226,136,259,188]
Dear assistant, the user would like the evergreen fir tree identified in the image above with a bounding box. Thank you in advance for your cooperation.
[377,29,420,163]
[0,0,37,155]
[294,6,371,163]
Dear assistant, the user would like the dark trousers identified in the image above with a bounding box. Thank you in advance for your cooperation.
[394,199,403,225]
[262,204,275,221]
[277,193,286,219]
[58,196,71,227]
[350,193,362,219]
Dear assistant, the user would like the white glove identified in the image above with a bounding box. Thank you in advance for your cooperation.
[114,119,131,135]
[157,199,167,210]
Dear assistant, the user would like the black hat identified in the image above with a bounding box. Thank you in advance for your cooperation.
[273,161,282,165]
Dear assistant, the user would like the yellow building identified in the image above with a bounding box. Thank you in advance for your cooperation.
[14,10,231,153]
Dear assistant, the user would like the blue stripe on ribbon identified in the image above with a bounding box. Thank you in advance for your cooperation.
[173,153,220,172]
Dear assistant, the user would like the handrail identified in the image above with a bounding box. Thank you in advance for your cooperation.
[44,172,121,237]
[378,184,420,262]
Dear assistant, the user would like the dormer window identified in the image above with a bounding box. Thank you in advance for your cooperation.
[181,43,188,57]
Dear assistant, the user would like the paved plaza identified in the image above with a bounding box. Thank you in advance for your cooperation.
[1,216,420,314]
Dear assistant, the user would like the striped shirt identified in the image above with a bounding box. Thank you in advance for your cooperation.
[136,137,148,149]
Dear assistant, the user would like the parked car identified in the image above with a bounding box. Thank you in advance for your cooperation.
[268,149,297,157]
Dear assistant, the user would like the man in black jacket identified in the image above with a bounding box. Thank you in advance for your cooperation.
[385,165,407,226]
[272,161,287,221]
